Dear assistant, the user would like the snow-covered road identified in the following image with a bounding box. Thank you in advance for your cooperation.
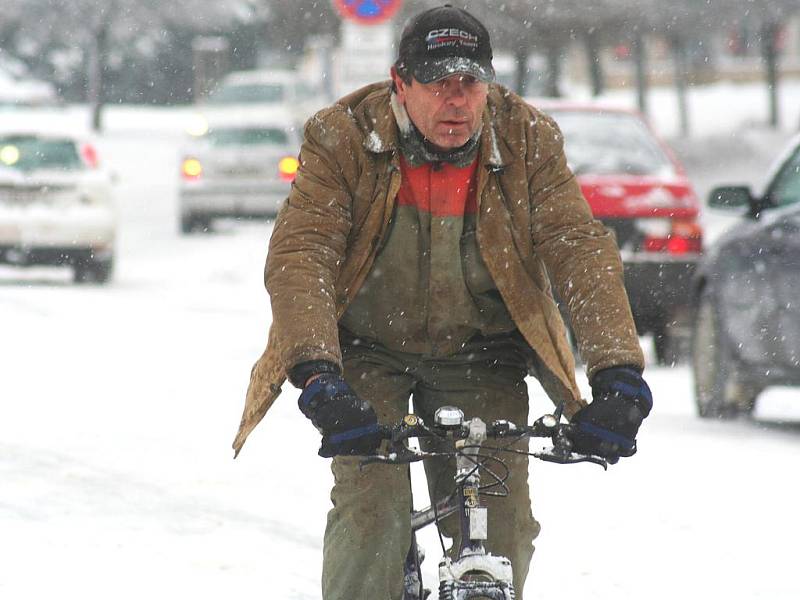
[2,89,800,599]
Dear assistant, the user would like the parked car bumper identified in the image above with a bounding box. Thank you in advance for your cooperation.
[180,181,288,218]
[0,205,115,266]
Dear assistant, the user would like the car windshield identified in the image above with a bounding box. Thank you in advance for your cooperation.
[207,83,285,104]
[767,144,800,207]
[546,110,676,177]
[0,135,82,171]
[206,128,289,146]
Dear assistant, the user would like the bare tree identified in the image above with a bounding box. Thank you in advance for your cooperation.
[0,0,267,129]
[641,0,800,130]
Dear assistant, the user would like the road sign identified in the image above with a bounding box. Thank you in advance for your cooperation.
[334,21,393,97]
[332,0,402,25]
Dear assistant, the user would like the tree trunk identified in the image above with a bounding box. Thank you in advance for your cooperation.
[631,31,648,115]
[761,21,780,129]
[585,30,604,97]
[672,34,690,137]
[514,45,529,96]
[88,22,108,132]
[545,43,562,98]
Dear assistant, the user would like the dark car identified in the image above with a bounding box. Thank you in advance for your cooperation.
[691,133,800,418]
[536,102,703,364]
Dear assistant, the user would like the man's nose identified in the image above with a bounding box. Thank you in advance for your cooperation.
[444,83,467,106]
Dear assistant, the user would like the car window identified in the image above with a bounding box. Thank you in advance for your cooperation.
[207,83,284,104]
[0,135,82,171]
[767,145,800,207]
[206,128,289,146]
[295,82,317,101]
[546,110,676,177]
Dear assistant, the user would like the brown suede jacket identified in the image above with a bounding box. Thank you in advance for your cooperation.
[232,82,644,456]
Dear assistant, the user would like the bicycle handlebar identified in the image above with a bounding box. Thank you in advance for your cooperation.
[360,408,608,470]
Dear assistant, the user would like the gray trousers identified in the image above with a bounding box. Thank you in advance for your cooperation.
[322,335,542,600]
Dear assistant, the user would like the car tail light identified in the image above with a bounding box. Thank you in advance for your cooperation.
[278,156,299,182]
[639,217,702,255]
[81,143,99,168]
[181,157,203,181]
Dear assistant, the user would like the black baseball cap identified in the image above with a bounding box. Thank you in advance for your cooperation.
[397,4,495,84]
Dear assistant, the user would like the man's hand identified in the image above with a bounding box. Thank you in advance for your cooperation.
[298,373,384,458]
[569,367,652,464]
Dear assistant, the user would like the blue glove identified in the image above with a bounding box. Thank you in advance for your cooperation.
[298,373,383,458]
[569,367,652,463]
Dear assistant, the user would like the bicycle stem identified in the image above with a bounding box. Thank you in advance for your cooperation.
[455,417,487,482]
[455,418,489,557]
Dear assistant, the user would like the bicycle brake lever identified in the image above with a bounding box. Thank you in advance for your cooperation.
[359,447,437,467]
[533,448,608,470]
[360,417,442,468]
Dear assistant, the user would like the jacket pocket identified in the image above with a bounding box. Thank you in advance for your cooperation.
[460,227,495,297]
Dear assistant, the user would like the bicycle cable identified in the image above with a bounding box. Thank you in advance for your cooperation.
[413,430,537,559]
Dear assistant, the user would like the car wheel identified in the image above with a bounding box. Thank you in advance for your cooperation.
[692,288,760,418]
[74,258,113,284]
[653,326,678,366]
[653,307,691,366]
[181,214,211,234]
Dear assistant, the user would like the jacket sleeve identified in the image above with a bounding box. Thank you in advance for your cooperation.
[264,108,361,373]
[525,110,644,379]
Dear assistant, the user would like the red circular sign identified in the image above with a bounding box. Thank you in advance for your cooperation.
[333,0,402,25]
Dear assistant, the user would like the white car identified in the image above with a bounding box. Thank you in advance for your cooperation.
[0,129,116,283]
[186,69,327,136]
[0,54,58,107]
[178,115,300,233]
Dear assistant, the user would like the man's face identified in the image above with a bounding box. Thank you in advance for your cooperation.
[391,68,489,151]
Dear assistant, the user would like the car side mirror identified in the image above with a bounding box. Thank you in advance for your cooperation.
[707,186,752,209]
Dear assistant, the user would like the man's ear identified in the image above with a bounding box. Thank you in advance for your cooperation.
[390,66,407,103]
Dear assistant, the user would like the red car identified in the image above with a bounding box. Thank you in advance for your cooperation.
[535,101,702,364]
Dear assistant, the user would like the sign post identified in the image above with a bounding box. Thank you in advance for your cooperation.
[331,0,403,97]
[332,0,402,25]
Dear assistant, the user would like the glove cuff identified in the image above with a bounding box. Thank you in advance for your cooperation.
[297,373,349,417]
[590,364,643,384]
[591,365,653,417]
[288,359,341,389]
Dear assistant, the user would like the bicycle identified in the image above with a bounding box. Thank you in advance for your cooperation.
[361,404,608,600]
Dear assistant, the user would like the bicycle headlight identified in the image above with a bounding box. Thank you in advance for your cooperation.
[541,414,558,428]
[434,406,464,429]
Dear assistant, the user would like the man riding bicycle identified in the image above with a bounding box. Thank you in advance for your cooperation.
[233,5,652,599]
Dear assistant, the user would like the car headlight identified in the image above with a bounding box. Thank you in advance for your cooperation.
[0,144,20,166]
[185,113,209,137]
